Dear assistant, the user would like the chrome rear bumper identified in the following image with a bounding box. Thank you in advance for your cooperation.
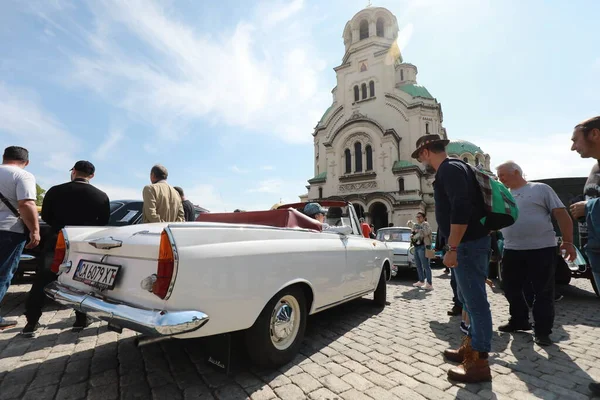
[44,281,209,337]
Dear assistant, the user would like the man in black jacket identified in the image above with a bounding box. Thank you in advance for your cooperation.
[174,186,195,222]
[22,160,110,337]
[412,134,492,383]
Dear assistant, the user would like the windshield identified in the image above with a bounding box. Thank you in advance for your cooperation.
[377,229,411,242]
[108,201,143,226]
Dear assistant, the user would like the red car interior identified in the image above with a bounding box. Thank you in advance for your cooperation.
[196,208,322,231]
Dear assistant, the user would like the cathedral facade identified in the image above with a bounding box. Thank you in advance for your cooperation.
[304,6,448,231]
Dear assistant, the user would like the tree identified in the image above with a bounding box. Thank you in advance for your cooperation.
[36,184,45,206]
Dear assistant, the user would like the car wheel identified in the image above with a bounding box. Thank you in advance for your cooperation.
[373,267,387,307]
[591,277,600,298]
[244,286,307,368]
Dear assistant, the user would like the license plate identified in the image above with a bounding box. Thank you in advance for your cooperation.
[73,259,121,290]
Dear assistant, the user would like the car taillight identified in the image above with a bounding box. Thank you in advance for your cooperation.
[152,229,177,299]
[51,230,68,273]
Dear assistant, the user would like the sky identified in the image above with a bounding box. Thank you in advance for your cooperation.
[1,0,599,211]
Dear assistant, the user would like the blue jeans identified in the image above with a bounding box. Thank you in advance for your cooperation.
[0,231,27,316]
[414,245,432,284]
[454,235,492,352]
[450,267,462,308]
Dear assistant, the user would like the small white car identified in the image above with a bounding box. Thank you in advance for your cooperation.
[375,227,412,277]
[45,201,392,367]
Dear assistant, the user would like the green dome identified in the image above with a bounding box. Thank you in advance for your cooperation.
[446,140,485,156]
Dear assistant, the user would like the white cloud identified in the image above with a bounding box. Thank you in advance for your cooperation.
[59,0,329,144]
[0,82,80,172]
[247,179,284,194]
[230,165,249,174]
[260,165,275,171]
[476,134,595,180]
[93,127,124,160]
[259,0,305,27]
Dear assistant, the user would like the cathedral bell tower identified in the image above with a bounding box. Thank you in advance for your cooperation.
[305,6,447,231]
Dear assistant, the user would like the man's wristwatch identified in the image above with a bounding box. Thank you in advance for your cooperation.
[443,244,458,252]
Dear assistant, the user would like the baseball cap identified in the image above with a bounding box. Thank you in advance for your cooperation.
[303,202,327,217]
[70,160,95,175]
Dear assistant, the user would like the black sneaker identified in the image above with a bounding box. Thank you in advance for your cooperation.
[498,322,532,332]
[21,322,40,338]
[460,321,469,335]
[534,334,552,346]
[447,305,462,316]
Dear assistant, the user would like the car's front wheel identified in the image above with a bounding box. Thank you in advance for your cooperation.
[245,286,307,368]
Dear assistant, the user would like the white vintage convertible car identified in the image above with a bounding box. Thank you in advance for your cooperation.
[45,201,392,367]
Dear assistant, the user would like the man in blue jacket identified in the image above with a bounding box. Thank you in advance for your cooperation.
[568,115,600,396]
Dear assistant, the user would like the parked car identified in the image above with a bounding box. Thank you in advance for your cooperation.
[15,200,209,279]
[375,227,412,277]
[406,232,444,269]
[44,200,392,367]
[492,235,598,297]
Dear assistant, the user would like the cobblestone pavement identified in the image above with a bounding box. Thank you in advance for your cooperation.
[1,268,600,400]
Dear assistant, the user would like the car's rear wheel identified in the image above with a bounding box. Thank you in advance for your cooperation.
[245,286,307,368]
[373,267,387,307]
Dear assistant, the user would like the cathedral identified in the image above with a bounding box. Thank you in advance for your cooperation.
[302,6,491,231]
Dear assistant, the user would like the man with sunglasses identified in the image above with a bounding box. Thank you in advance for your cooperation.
[412,134,492,383]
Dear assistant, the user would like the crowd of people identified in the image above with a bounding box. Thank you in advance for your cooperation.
[0,150,198,336]
[411,115,600,392]
[1,115,600,393]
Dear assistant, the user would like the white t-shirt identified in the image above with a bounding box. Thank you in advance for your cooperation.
[0,165,37,234]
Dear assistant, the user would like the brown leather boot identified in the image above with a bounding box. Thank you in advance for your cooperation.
[444,335,471,363]
[447,350,492,383]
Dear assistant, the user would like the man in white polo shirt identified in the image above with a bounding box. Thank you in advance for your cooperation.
[0,146,40,329]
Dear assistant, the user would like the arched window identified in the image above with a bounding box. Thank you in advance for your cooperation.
[425,123,430,134]
[398,178,405,192]
[361,83,367,100]
[353,85,359,102]
[376,18,384,37]
[318,187,323,199]
[463,157,469,163]
[354,142,363,172]
[366,145,373,171]
[345,149,352,174]
[369,81,375,97]
[359,19,369,40]
[400,69,404,81]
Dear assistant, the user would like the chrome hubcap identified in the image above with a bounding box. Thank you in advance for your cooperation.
[270,295,300,350]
